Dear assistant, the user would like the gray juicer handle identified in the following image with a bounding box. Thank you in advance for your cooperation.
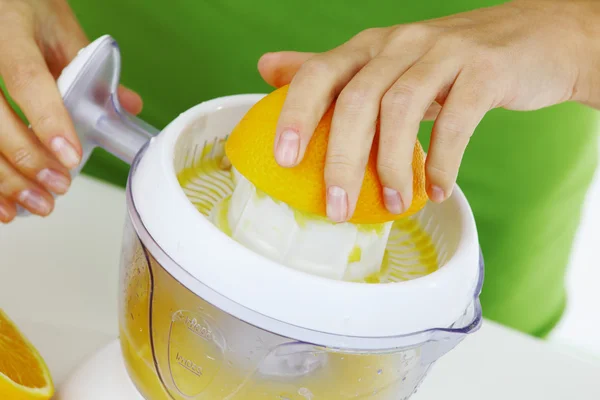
[17,35,160,217]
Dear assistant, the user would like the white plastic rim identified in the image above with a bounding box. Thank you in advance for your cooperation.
[130,94,482,342]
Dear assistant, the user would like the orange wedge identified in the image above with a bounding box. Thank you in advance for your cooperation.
[0,309,54,400]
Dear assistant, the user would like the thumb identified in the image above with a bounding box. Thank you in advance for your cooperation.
[258,51,316,88]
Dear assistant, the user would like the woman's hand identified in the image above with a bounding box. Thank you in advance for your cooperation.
[258,0,600,223]
[0,0,142,223]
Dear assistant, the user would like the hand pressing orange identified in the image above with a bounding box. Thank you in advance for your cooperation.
[226,85,429,224]
[258,0,600,223]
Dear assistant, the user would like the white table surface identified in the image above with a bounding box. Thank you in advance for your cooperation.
[1,176,600,400]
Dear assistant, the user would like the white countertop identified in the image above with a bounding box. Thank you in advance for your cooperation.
[1,176,600,399]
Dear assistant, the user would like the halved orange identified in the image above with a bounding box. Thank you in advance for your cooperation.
[0,309,54,400]
[225,85,428,224]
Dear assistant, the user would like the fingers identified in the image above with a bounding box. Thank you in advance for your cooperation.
[273,29,387,169]
[0,196,16,223]
[0,94,71,195]
[377,55,459,214]
[118,85,144,115]
[258,51,316,88]
[423,102,442,121]
[50,0,91,62]
[0,154,54,217]
[324,53,423,222]
[0,1,142,224]
[426,71,496,201]
[0,31,81,169]
[273,49,371,168]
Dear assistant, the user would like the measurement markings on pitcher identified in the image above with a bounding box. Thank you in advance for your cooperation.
[174,312,213,341]
[175,352,203,377]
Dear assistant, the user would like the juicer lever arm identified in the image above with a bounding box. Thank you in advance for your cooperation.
[92,95,159,164]
[16,35,159,217]
[56,34,160,166]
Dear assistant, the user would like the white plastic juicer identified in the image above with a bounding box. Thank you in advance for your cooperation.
[46,36,484,400]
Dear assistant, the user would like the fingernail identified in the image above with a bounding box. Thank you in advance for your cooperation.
[50,137,81,169]
[18,190,52,215]
[383,187,405,214]
[429,185,446,203]
[0,204,11,222]
[327,186,348,223]
[37,169,70,194]
[275,130,300,167]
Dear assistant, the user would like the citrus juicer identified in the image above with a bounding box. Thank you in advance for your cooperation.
[46,35,484,400]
